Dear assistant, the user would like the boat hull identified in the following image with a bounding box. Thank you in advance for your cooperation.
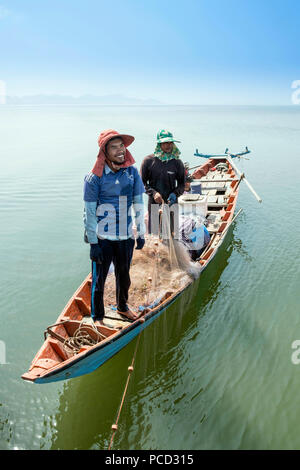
[34,290,185,383]
[22,157,240,384]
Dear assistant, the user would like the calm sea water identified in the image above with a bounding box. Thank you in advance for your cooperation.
[0,105,299,450]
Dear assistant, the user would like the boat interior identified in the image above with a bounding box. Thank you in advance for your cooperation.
[22,158,240,382]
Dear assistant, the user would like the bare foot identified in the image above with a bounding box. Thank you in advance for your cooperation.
[117,308,139,321]
[94,319,116,330]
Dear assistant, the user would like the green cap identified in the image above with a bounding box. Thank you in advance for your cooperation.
[156,129,181,144]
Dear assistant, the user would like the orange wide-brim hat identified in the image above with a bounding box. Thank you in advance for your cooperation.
[97,129,134,150]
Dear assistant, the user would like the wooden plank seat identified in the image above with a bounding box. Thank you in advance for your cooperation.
[206,225,221,233]
[201,184,226,191]
[207,195,218,203]
[197,178,238,183]
[207,202,228,208]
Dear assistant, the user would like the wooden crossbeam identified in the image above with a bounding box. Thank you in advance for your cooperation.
[194,179,238,183]
[207,202,228,208]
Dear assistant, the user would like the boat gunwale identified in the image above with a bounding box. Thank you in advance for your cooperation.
[22,157,240,383]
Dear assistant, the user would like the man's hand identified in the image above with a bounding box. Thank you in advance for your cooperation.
[167,192,177,206]
[135,236,145,250]
[90,243,103,263]
[154,192,163,204]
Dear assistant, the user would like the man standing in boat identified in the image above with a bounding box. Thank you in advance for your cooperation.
[83,129,145,325]
[140,130,186,234]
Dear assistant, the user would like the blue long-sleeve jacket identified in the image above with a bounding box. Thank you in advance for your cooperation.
[83,165,145,243]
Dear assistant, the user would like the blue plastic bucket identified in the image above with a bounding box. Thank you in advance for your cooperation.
[190,182,202,194]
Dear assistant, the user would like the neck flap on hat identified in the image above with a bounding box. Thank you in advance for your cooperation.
[154,143,181,162]
[91,148,135,178]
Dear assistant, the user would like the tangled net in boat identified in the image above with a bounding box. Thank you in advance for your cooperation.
[104,235,201,310]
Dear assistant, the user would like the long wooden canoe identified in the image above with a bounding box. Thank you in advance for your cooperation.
[22,157,240,384]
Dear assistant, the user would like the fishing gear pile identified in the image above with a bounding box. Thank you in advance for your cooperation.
[104,234,201,310]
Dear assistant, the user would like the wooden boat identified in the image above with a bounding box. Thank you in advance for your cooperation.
[22,150,261,384]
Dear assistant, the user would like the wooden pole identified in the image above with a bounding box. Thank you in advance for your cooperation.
[227,157,262,203]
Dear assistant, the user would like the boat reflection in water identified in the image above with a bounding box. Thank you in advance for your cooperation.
[48,234,239,450]
[23,155,250,384]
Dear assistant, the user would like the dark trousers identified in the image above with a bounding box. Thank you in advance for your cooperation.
[91,238,135,321]
[148,198,178,237]
[147,197,160,235]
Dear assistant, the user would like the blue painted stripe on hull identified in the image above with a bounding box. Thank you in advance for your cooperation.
[35,291,181,384]
[35,225,233,384]
[90,261,97,320]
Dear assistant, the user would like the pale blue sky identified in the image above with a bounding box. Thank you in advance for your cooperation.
[0,0,299,104]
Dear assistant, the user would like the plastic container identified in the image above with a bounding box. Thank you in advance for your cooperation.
[177,194,208,218]
[190,182,202,194]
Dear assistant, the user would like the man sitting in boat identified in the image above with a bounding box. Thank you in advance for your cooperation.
[140,129,186,234]
[179,215,210,261]
[177,180,211,261]
[83,129,145,324]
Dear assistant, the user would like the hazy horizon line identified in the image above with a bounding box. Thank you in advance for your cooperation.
[2,102,298,107]
[2,93,297,107]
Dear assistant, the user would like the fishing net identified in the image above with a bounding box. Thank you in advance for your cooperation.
[103,211,202,311]
[160,204,202,278]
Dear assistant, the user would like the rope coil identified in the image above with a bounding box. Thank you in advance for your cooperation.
[63,323,106,355]
[44,320,106,356]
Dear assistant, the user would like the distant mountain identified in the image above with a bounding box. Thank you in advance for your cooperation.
[6,94,163,105]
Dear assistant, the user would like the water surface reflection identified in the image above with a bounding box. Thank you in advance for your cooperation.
[49,234,238,449]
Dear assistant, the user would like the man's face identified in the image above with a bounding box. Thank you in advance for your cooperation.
[160,141,173,154]
[106,138,126,169]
